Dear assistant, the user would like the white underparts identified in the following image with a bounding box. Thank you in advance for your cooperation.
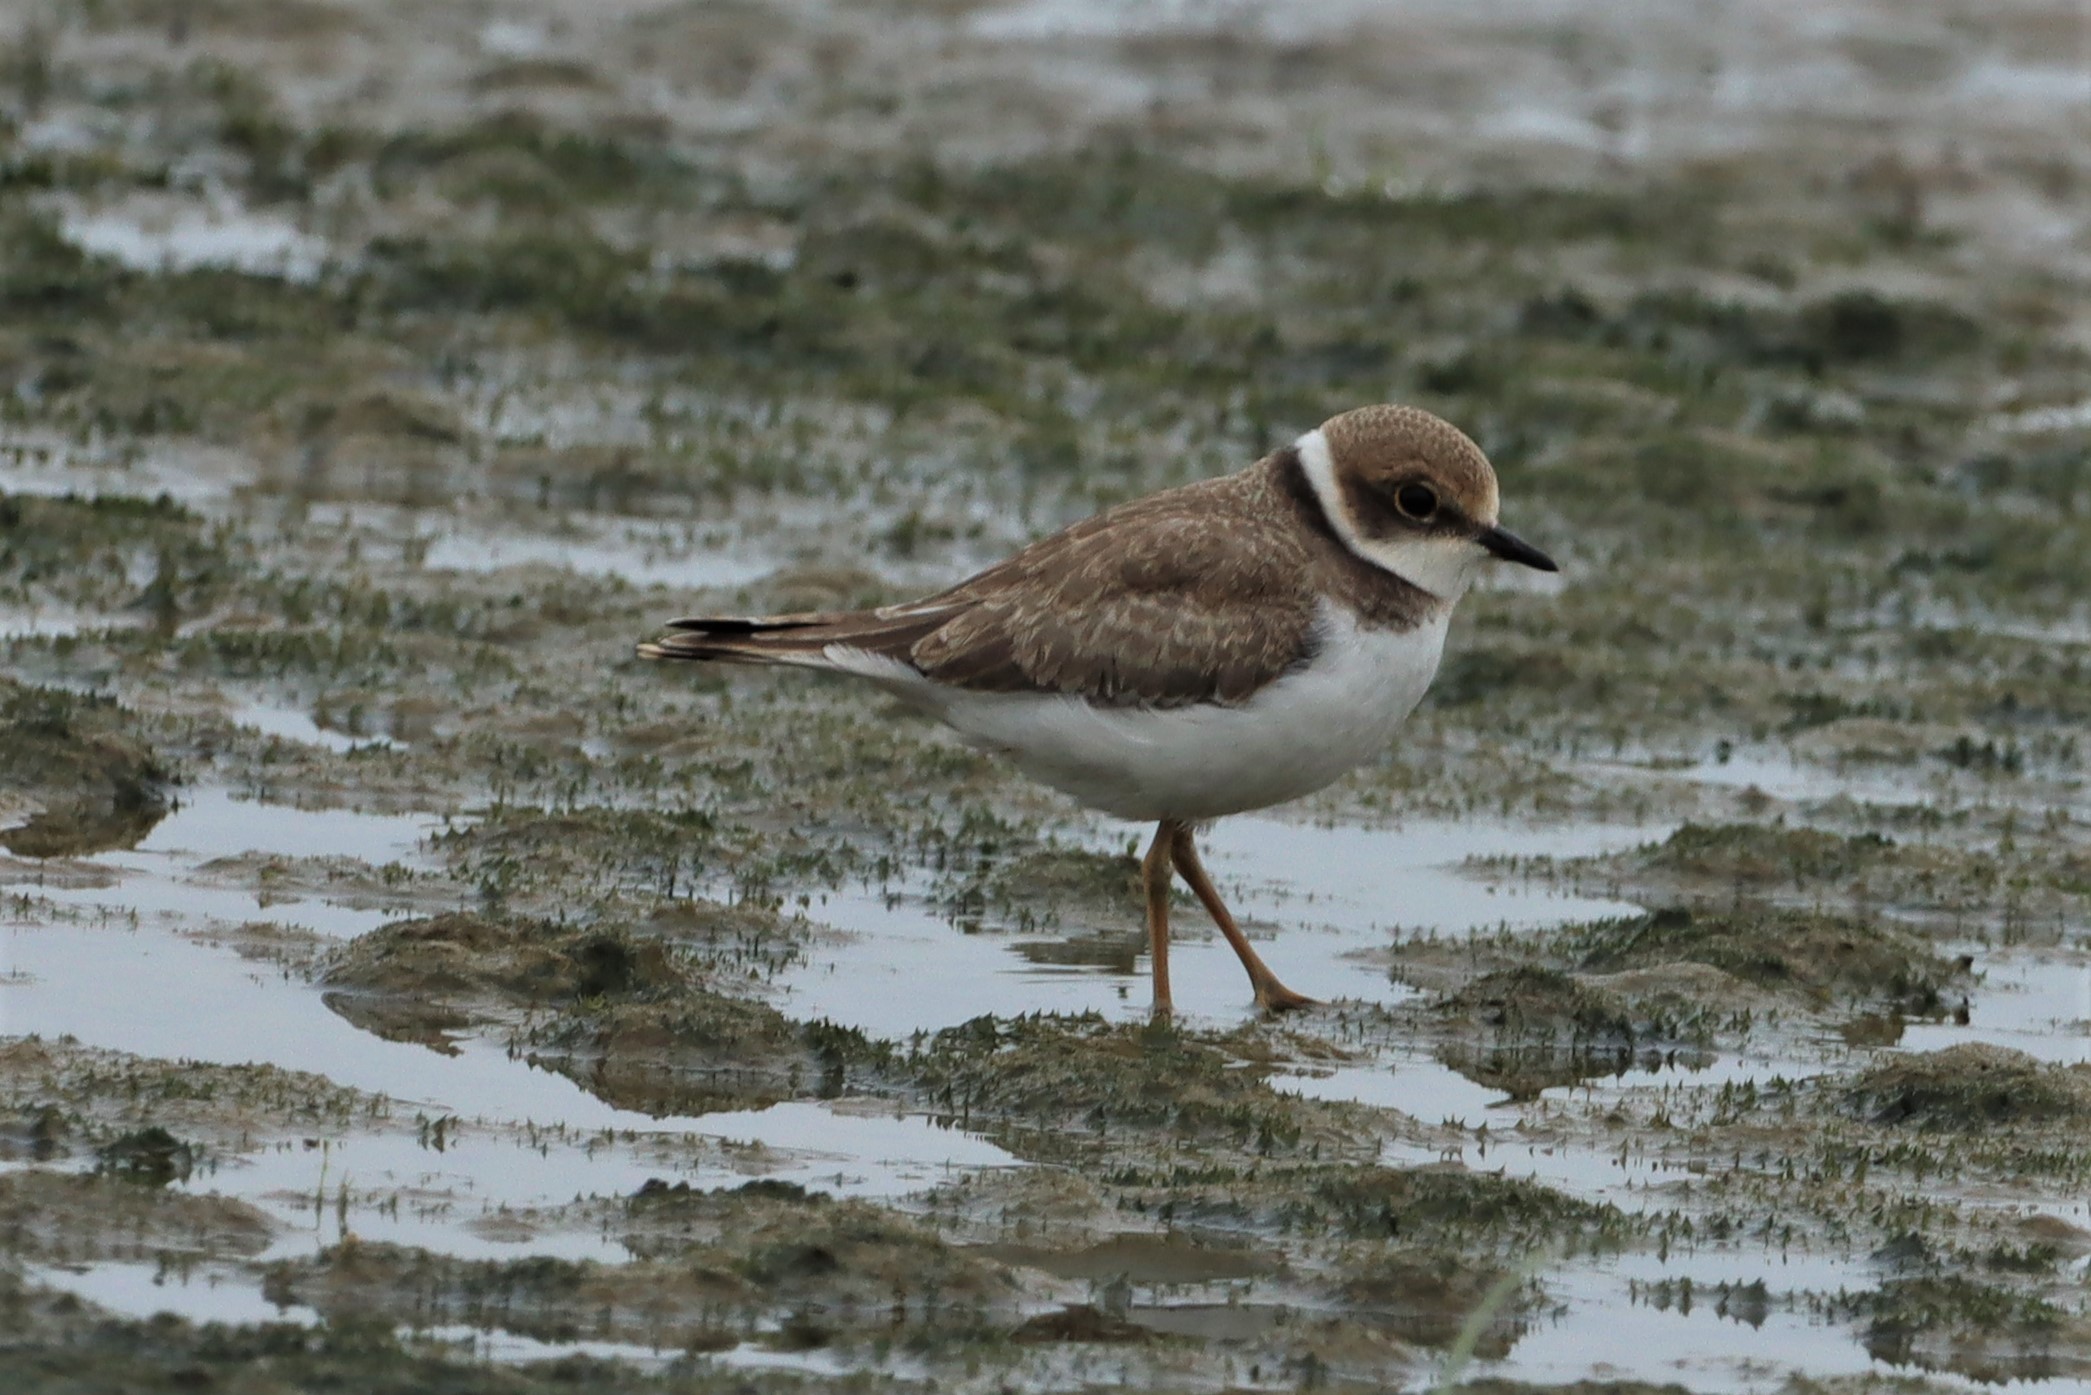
[847,602,1453,823]
[1294,426,1486,601]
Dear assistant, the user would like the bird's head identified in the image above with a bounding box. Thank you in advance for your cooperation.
[1296,404,1557,599]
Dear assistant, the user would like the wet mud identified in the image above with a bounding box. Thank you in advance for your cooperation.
[0,679,173,857]
[2,0,2088,1391]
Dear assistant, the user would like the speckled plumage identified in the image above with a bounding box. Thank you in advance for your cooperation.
[640,440,1443,708]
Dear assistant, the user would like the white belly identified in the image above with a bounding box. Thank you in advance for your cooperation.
[901,605,1449,823]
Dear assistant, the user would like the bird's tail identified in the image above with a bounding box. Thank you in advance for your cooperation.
[636,604,956,672]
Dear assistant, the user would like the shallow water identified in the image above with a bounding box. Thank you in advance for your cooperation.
[1990,398,2091,436]
[784,816,1650,1035]
[2,0,2082,1384]
[0,434,252,506]
[232,701,399,753]
[22,1250,903,1377]
[1587,745,1962,808]
[1901,952,2091,1065]
[1489,1250,1991,1395]
[1,787,1020,1328]
[0,605,102,642]
[781,807,2079,1389]
[8,776,2080,1385]
[3,774,2075,1395]
[418,522,776,593]
[2,786,1674,1369]
[59,196,330,281]
[24,1258,323,1330]
[22,1255,713,1372]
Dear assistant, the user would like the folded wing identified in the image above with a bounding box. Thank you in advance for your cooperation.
[640,481,1319,708]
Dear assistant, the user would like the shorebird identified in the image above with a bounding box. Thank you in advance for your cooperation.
[639,405,1556,1013]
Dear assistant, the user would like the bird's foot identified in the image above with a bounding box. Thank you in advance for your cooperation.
[1254,979,1320,1014]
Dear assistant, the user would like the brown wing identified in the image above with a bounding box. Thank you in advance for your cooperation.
[904,481,1319,708]
[640,469,1323,707]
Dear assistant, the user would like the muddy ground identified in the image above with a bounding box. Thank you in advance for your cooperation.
[1,0,2088,1390]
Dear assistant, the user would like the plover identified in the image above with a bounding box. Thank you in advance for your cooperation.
[639,405,1556,1013]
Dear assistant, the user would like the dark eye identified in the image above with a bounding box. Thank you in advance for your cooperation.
[1394,483,1439,521]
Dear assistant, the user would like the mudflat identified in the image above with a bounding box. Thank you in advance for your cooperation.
[2,1,2087,1389]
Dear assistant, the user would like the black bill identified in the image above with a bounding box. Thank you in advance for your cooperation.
[1478,524,1558,572]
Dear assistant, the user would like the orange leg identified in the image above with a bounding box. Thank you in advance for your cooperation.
[1142,821,1177,1016]
[1170,824,1318,1013]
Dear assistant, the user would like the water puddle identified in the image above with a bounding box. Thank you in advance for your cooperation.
[417,520,775,593]
[0,434,253,506]
[2,787,1020,1334]
[1588,746,1953,807]
[184,1090,1013,1264]
[270,498,784,597]
[1278,1054,1521,1129]
[1486,1249,1988,1395]
[1991,397,2091,435]
[1899,951,2091,1065]
[232,701,398,753]
[19,1259,689,1370]
[418,1326,682,1370]
[25,1259,321,1330]
[710,1341,905,1379]
[324,1329,878,1380]
[5,784,2082,1388]
[784,816,1649,1035]
[1268,937,2091,1391]
[0,605,102,641]
[59,195,331,281]
[2,795,1014,1183]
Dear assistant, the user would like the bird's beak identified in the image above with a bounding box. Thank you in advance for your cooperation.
[1478,524,1557,572]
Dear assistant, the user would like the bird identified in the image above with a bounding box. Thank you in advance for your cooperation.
[638,404,1557,1015]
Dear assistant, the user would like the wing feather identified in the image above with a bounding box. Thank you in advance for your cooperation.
[640,469,1323,707]
[908,490,1318,707]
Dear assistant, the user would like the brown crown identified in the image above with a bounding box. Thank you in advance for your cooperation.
[1319,404,1500,525]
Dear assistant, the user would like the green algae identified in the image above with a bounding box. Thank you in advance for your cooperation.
[1432,966,1645,1098]
[1303,1166,1624,1252]
[94,1125,195,1186]
[265,1188,1023,1354]
[1560,906,1968,1013]
[1,3,2088,1390]
[931,843,1142,932]
[1845,1045,2091,1131]
[1841,1276,2088,1383]
[0,1168,272,1264]
[1329,1247,1533,1355]
[0,1265,885,1395]
[321,909,883,1113]
[0,1039,371,1165]
[1601,820,2090,922]
[906,1013,1353,1160]
[0,679,173,855]
[1637,822,1901,888]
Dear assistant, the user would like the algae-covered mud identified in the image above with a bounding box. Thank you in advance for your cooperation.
[3,0,2088,1390]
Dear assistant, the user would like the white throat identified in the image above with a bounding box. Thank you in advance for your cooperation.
[1293,427,1484,601]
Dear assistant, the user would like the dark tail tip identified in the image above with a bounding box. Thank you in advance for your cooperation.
[663,614,821,636]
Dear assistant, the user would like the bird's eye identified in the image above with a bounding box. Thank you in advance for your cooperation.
[1394,483,1439,521]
